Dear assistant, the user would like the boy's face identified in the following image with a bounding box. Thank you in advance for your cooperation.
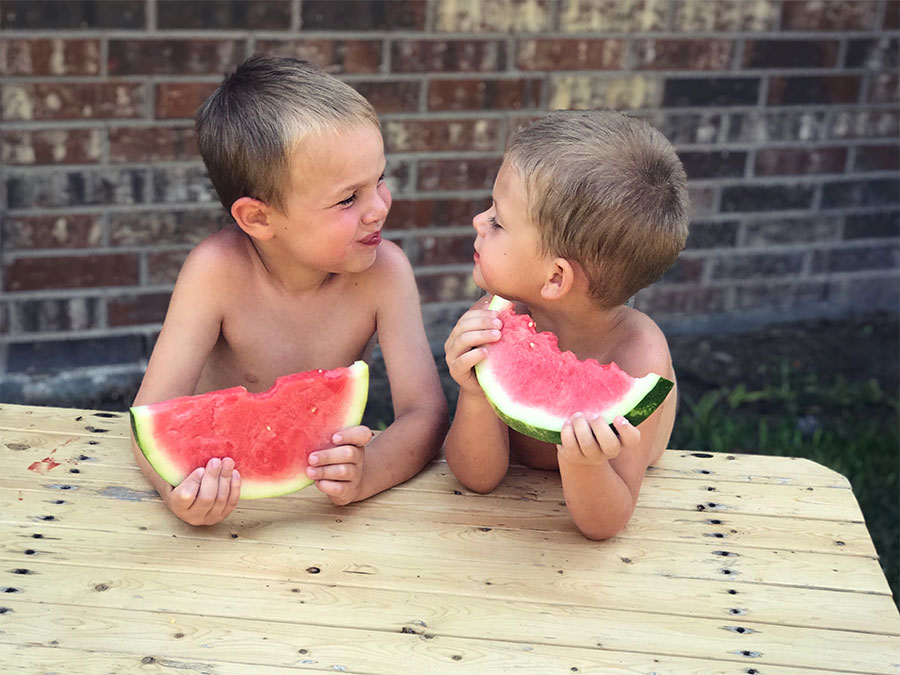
[471,160,548,300]
[268,123,391,274]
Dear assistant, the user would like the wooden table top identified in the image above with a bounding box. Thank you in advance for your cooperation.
[1,402,898,673]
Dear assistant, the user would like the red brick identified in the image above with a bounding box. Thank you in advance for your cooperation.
[352,81,420,114]
[634,39,732,71]
[781,0,878,30]
[109,126,198,163]
[388,198,488,230]
[1,82,145,122]
[767,76,861,105]
[743,40,840,69]
[886,0,899,29]
[854,145,900,172]
[1,215,103,250]
[417,158,503,192]
[0,39,100,76]
[255,39,382,74]
[109,210,223,246]
[415,272,480,303]
[2,129,103,165]
[155,82,218,119]
[382,119,501,153]
[108,40,243,76]
[148,251,189,285]
[428,79,543,111]
[517,38,624,71]
[754,147,847,176]
[108,293,172,327]
[4,255,139,292]
[393,40,506,73]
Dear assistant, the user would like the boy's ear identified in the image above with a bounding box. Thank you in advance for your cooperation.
[231,197,275,240]
[540,257,576,301]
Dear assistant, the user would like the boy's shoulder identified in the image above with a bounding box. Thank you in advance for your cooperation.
[363,239,415,282]
[605,307,672,379]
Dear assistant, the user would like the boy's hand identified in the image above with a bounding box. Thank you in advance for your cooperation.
[166,457,241,526]
[307,425,373,506]
[444,307,502,394]
[557,414,641,465]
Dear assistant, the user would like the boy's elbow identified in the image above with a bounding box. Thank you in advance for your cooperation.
[572,509,631,541]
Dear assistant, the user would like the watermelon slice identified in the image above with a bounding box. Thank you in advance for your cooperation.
[130,361,369,499]
[474,296,673,444]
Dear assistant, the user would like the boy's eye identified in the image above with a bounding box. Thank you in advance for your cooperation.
[377,173,386,184]
[488,215,501,230]
[337,193,356,207]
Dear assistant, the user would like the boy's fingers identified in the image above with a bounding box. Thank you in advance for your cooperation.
[458,329,502,348]
[571,413,601,456]
[331,425,372,447]
[194,458,223,510]
[611,416,640,446]
[226,470,241,508]
[589,415,624,459]
[213,458,235,509]
[170,467,204,508]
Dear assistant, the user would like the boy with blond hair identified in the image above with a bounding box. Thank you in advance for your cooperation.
[444,110,688,540]
[132,55,448,525]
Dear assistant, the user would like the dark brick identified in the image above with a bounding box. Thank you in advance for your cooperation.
[7,298,101,334]
[382,119,501,153]
[2,129,103,165]
[743,40,839,69]
[728,110,828,143]
[406,233,477,266]
[721,185,815,213]
[734,281,831,312]
[388,198,489,230]
[869,73,900,103]
[767,76,861,105]
[638,286,728,317]
[743,216,840,246]
[4,254,139,292]
[417,158,503,192]
[821,179,899,209]
[352,81,420,114]
[842,275,900,312]
[428,79,543,111]
[152,167,218,205]
[854,145,900,172]
[685,221,739,249]
[301,1,425,31]
[679,151,746,180]
[518,39,624,71]
[846,37,900,69]
[155,82,218,119]
[393,40,506,73]
[646,112,722,145]
[662,257,706,283]
[635,39,732,71]
[6,336,146,375]
[712,252,805,280]
[0,0,145,29]
[1,83,145,122]
[687,186,718,218]
[827,110,900,140]
[415,272,480,304]
[110,127,198,163]
[157,0,291,30]
[812,244,899,273]
[781,0,878,30]
[109,209,225,246]
[108,294,172,327]
[0,39,101,76]
[256,40,382,74]
[662,78,759,107]
[844,211,899,240]
[108,40,243,76]
[148,251,189,285]
[6,169,146,209]
[754,147,847,176]
[886,0,899,29]
[2,214,103,250]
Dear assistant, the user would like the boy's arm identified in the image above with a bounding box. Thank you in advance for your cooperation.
[557,337,675,540]
[131,242,241,523]
[443,295,511,493]
[330,243,448,503]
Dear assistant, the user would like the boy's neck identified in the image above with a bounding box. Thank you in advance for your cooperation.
[525,295,628,352]
[248,237,335,294]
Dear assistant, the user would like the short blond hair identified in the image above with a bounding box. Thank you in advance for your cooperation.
[506,110,689,307]
[196,54,379,213]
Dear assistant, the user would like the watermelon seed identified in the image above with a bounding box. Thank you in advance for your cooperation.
[309,406,317,414]
[2,588,19,593]
[620,557,632,564]
[707,533,726,538]
[23,550,35,555]
[478,527,491,532]
[706,487,716,491]
[142,657,156,664]
[0,608,10,614]
[94,584,109,592]
[451,655,462,661]
[230,533,238,539]
[69,469,80,474]
[728,589,738,594]
[695,469,711,475]
[835,540,845,546]
[298,649,308,654]
[696,504,706,511]
[306,567,321,574]
[691,453,713,458]
[78,455,91,461]
[453,490,462,495]
[174,633,184,639]
[88,441,99,446]
[12,569,32,574]
[39,515,55,521]
[93,412,117,418]
[31,534,43,539]
[75,416,83,421]
[706,519,722,524]
[291,588,300,593]
[84,426,108,433]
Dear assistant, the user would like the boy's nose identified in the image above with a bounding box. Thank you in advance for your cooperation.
[472,209,490,235]
[364,193,390,224]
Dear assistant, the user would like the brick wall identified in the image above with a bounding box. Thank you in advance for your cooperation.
[1,0,898,408]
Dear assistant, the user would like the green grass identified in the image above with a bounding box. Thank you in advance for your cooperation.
[670,361,899,605]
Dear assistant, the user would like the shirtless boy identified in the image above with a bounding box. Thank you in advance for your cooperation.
[444,110,689,540]
[132,55,448,525]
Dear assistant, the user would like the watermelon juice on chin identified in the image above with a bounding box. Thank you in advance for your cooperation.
[474,296,673,444]
[130,361,369,499]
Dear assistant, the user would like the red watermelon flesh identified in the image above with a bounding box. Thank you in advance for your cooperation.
[474,296,673,444]
[130,361,368,499]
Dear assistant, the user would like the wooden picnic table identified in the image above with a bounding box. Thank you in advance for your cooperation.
[1,402,898,673]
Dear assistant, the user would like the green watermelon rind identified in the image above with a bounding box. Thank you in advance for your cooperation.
[130,360,369,500]
[476,295,674,444]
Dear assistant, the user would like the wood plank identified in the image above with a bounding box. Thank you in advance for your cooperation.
[0,404,129,438]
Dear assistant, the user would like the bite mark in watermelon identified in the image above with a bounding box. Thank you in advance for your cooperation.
[130,361,368,499]
[474,296,673,444]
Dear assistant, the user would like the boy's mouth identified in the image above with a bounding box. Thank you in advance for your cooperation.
[361,231,382,246]
[473,250,480,263]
